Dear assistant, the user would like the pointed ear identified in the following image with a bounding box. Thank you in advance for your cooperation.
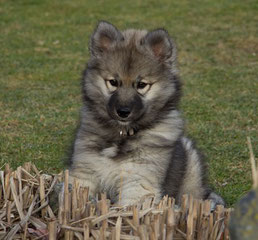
[141,29,176,63]
[90,21,124,57]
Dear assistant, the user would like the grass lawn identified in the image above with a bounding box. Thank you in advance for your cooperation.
[0,0,257,206]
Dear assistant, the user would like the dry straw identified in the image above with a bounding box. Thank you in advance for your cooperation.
[247,137,258,188]
[0,162,234,239]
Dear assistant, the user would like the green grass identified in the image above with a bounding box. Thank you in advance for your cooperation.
[0,0,257,206]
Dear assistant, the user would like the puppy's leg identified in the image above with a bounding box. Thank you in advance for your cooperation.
[69,151,100,198]
[69,172,98,199]
[49,172,98,212]
[119,180,161,206]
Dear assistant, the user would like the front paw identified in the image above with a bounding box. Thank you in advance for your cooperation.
[118,197,141,208]
[118,193,156,208]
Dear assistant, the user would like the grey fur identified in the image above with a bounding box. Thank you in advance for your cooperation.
[68,21,224,207]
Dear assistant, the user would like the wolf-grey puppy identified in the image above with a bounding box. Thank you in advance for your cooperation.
[68,21,224,207]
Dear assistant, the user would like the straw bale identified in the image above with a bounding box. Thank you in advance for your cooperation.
[0,163,232,239]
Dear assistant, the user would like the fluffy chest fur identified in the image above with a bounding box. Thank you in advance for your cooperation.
[70,109,184,204]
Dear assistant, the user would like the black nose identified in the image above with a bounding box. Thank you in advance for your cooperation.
[117,107,131,118]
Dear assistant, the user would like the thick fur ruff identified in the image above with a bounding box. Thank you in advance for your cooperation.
[68,21,224,207]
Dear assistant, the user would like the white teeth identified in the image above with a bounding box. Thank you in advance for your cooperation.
[119,129,135,137]
[119,129,127,136]
[129,128,134,136]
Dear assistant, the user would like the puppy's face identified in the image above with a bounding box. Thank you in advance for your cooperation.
[83,21,180,130]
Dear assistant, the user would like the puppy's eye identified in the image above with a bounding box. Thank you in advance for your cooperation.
[105,79,118,92]
[136,81,151,95]
[109,79,118,87]
[137,82,147,89]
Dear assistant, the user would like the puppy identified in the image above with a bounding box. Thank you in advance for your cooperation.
[68,21,225,207]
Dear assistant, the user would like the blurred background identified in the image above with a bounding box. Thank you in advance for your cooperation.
[0,0,257,206]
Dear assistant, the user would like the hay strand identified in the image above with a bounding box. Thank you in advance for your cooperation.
[247,137,257,188]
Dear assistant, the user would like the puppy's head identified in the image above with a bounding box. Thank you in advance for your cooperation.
[83,21,181,131]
